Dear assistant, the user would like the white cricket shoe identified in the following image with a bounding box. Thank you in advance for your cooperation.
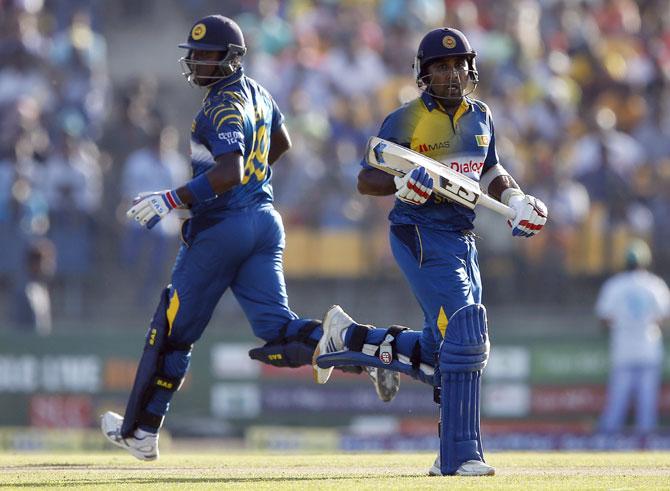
[428,452,495,476]
[428,453,441,476]
[366,367,400,402]
[313,305,354,384]
[101,411,159,461]
[456,460,495,476]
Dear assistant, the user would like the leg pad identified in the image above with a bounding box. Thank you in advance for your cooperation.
[439,304,489,475]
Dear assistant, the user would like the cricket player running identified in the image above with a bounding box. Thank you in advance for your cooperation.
[101,15,397,461]
[313,28,548,476]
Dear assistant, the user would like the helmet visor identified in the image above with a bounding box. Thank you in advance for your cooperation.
[178,45,246,87]
[418,58,477,102]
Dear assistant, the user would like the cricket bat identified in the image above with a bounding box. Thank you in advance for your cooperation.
[366,137,516,220]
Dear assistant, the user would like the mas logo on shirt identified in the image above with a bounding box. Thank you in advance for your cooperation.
[218,131,243,145]
[475,135,490,147]
[415,141,450,153]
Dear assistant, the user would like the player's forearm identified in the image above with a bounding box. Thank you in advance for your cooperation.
[487,175,520,202]
[357,168,396,196]
[175,154,244,206]
[268,124,291,165]
[480,164,521,203]
[174,175,239,206]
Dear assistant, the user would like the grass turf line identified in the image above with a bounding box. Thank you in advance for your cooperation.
[0,452,669,490]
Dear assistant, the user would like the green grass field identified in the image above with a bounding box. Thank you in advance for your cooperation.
[1,451,669,490]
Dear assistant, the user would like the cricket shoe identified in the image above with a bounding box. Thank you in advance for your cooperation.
[101,411,159,461]
[428,452,495,476]
[313,305,354,384]
[365,367,400,402]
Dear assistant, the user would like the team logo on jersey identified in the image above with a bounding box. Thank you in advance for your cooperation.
[475,135,490,147]
[191,23,206,41]
[218,130,243,144]
[415,141,450,153]
[443,36,456,49]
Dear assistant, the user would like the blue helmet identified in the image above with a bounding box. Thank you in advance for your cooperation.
[178,15,247,86]
[413,28,478,97]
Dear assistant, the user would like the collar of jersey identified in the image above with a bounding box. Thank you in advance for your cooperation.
[204,68,245,99]
[421,91,471,120]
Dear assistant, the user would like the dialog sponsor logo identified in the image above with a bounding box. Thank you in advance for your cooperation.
[449,160,484,174]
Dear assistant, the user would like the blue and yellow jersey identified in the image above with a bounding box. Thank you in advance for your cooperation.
[189,71,284,216]
[362,92,499,231]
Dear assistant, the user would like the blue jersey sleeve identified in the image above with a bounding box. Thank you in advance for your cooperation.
[202,102,246,158]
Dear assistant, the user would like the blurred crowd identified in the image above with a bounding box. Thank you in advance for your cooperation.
[1,0,669,330]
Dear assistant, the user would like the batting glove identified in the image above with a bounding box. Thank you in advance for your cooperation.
[394,167,433,206]
[507,193,548,237]
[127,190,183,230]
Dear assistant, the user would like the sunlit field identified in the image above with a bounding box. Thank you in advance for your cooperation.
[1,451,669,490]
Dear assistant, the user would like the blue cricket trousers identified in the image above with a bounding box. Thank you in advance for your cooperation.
[167,203,318,346]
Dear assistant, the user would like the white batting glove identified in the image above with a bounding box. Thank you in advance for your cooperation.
[506,192,548,237]
[394,167,433,206]
[127,190,183,230]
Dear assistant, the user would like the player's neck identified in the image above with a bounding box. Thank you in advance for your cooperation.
[436,98,461,116]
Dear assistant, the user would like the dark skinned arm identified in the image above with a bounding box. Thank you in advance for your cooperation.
[357,167,397,196]
[174,151,244,206]
[172,124,291,206]
[483,173,521,202]
[268,123,292,165]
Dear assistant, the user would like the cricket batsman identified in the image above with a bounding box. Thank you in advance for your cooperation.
[313,27,548,476]
[101,15,397,461]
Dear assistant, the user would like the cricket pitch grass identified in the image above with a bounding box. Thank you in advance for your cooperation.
[1,451,669,490]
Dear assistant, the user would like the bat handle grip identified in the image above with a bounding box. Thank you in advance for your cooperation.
[478,194,517,220]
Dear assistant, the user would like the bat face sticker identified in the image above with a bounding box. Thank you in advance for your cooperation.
[373,142,387,165]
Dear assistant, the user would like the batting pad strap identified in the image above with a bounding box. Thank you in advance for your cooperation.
[152,374,183,392]
[317,350,436,386]
[293,320,320,345]
[362,344,378,356]
[346,324,370,352]
[186,173,217,204]
[411,340,422,370]
[348,325,408,362]
[383,325,409,361]
[248,320,321,368]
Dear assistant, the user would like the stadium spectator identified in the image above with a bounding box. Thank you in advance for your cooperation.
[595,238,670,434]
[1,0,670,326]
[12,238,56,335]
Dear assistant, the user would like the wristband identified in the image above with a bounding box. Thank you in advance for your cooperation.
[186,173,217,204]
[500,187,524,206]
[164,190,183,209]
